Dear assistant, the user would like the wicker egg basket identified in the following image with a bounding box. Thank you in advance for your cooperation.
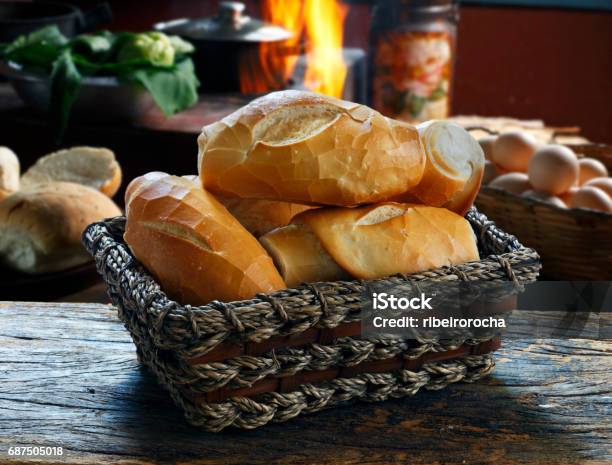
[83,209,540,431]
[476,143,612,280]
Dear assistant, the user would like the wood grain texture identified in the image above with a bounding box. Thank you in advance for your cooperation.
[0,302,610,465]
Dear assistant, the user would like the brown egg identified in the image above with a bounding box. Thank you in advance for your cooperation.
[522,189,567,208]
[559,186,579,207]
[528,144,578,195]
[584,177,612,198]
[479,135,497,162]
[483,160,504,185]
[493,131,538,172]
[570,186,612,213]
[578,158,608,185]
[489,172,531,194]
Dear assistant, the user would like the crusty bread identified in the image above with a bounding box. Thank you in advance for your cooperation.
[182,175,314,237]
[0,146,20,199]
[198,90,426,206]
[392,121,485,215]
[21,146,122,197]
[0,182,122,274]
[216,195,314,237]
[260,203,479,283]
[259,223,350,287]
[124,172,286,305]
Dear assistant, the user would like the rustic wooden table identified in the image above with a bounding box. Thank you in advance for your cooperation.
[0,302,610,465]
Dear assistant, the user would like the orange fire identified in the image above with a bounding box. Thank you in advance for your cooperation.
[303,0,348,98]
[239,0,347,98]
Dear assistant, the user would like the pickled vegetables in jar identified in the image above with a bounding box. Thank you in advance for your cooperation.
[369,0,459,123]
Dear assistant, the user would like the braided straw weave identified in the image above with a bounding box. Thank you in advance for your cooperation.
[83,208,540,431]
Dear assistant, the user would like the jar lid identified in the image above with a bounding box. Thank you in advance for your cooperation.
[383,0,458,12]
[153,1,292,43]
[400,0,457,6]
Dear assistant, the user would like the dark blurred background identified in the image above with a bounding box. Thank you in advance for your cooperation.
[63,0,612,143]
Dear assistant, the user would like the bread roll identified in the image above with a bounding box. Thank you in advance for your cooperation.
[0,182,121,274]
[392,121,485,215]
[216,195,314,237]
[259,223,350,287]
[183,174,315,237]
[124,173,286,305]
[0,146,20,199]
[198,90,426,206]
[260,203,479,284]
[21,146,122,197]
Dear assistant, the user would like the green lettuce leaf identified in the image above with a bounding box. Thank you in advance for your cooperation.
[50,51,82,140]
[3,25,67,72]
[126,58,199,116]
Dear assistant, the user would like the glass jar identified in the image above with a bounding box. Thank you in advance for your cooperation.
[369,0,459,123]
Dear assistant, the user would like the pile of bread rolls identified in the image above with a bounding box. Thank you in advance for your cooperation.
[125,90,486,305]
[0,146,122,274]
[481,132,612,213]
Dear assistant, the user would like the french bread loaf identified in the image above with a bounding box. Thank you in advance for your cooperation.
[198,90,426,206]
[215,195,315,237]
[260,203,479,285]
[124,172,286,305]
[0,182,122,274]
[21,146,122,197]
[182,175,314,237]
[259,223,350,287]
[392,121,485,215]
[0,146,20,200]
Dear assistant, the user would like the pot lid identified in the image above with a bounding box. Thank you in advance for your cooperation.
[154,1,292,43]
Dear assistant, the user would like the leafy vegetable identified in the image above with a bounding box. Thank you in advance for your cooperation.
[3,25,68,72]
[118,31,175,67]
[128,58,199,116]
[70,31,116,57]
[169,36,195,56]
[50,51,82,139]
[0,27,199,139]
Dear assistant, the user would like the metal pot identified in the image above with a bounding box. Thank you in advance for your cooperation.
[0,1,113,43]
[154,1,292,93]
[1,61,154,123]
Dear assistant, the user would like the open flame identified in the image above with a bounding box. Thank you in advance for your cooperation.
[239,0,347,98]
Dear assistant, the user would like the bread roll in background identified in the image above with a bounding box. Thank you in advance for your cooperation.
[0,182,121,274]
[21,146,122,197]
[394,121,485,215]
[124,173,286,305]
[0,146,20,199]
[198,90,426,206]
[260,203,479,285]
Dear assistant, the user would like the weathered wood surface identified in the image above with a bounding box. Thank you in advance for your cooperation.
[0,302,610,465]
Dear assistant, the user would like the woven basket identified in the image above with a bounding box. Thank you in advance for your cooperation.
[83,208,540,431]
[476,144,612,280]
